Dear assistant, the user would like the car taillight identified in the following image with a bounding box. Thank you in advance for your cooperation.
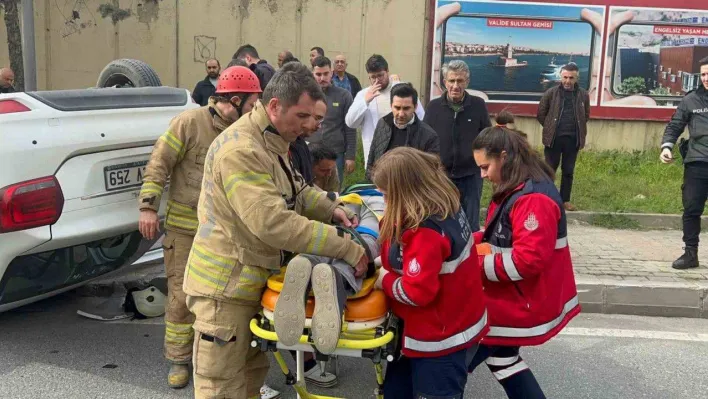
[0,176,64,233]
[0,100,30,114]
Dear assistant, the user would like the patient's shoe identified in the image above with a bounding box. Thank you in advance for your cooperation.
[311,263,343,355]
[274,256,312,346]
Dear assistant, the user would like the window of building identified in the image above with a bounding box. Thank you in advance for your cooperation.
[670,74,676,83]
[662,72,667,79]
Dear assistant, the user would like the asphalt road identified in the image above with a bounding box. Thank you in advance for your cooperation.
[1,293,707,399]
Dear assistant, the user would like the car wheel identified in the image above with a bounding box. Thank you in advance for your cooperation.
[96,58,162,88]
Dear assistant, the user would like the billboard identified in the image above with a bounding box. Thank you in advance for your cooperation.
[430,0,708,121]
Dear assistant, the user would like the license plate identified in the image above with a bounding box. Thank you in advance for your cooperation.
[104,161,148,191]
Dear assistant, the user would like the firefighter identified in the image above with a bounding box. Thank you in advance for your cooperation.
[468,111,580,398]
[137,66,262,389]
[182,61,368,399]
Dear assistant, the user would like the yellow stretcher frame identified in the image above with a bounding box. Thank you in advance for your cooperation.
[249,314,398,399]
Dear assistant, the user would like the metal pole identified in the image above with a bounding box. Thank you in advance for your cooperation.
[21,0,37,91]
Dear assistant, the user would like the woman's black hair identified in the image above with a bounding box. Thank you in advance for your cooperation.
[472,110,554,201]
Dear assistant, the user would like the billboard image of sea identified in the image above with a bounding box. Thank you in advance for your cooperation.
[435,0,604,102]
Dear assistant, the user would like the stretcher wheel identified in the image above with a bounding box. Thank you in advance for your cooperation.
[261,287,388,322]
[267,266,377,299]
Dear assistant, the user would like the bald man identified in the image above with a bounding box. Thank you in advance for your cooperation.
[1,68,15,93]
[278,50,293,68]
[332,54,361,98]
[191,58,220,106]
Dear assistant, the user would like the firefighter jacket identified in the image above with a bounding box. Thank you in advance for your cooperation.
[380,209,489,358]
[138,98,233,235]
[182,101,366,311]
[476,179,580,347]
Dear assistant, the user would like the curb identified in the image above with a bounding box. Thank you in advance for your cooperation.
[481,208,708,230]
[576,277,708,319]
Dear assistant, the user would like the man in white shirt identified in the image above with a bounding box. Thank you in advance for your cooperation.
[345,54,425,168]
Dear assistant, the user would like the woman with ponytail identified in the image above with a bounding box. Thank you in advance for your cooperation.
[467,110,580,399]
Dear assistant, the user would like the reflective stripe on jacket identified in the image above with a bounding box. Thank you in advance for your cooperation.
[182,101,365,305]
[138,98,232,235]
[478,179,580,347]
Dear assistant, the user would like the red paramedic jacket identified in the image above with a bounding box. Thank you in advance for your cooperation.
[474,179,580,347]
[380,210,489,358]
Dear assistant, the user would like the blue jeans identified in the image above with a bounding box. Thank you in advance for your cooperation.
[451,174,483,232]
[383,345,476,399]
[336,153,345,187]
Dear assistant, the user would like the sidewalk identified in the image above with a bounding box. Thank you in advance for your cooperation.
[80,223,708,318]
[569,223,708,319]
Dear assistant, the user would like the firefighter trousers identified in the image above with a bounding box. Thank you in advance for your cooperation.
[187,296,269,399]
[163,230,196,364]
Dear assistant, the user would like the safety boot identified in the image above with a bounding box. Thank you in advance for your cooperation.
[167,363,190,389]
[311,263,343,355]
[275,256,312,346]
[672,247,699,270]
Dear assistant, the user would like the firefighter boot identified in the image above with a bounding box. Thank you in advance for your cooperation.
[275,256,313,346]
[167,363,190,389]
[672,246,699,270]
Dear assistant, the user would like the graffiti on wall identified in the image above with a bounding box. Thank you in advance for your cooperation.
[194,35,217,63]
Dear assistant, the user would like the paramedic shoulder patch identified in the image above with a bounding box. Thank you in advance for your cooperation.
[407,258,421,277]
[524,212,539,231]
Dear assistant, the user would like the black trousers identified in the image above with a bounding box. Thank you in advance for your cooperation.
[544,135,579,203]
[451,173,483,232]
[682,162,708,247]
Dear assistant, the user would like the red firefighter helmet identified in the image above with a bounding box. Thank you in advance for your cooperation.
[215,66,262,94]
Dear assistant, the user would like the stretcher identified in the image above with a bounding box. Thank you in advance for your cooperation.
[250,266,400,399]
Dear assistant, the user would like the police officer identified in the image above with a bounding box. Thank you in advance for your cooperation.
[660,56,708,270]
[182,61,368,399]
[137,66,262,389]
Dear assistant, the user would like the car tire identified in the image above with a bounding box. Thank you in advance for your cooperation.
[96,59,162,88]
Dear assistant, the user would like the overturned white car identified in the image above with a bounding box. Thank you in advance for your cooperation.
[0,60,198,312]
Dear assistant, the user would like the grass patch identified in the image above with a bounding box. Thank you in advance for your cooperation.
[343,134,689,215]
[587,213,641,230]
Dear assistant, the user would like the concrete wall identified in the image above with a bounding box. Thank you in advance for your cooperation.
[0,0,431,97]
[0,0,673,151]
[513,116,670,151]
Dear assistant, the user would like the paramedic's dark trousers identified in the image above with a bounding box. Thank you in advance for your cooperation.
[383,346,475,399]
[682,162,708,248]
[544,135,579,203]
[467,345,546,399]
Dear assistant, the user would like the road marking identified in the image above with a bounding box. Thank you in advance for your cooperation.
[561,327,708,342]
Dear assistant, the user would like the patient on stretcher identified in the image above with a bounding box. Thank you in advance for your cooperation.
[274,189,384,354]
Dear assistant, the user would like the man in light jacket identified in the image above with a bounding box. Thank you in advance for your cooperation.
[345,54,424,168]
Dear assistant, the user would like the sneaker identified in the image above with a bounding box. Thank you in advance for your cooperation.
[167,363,189,389]
[311,263,342,355]
[260,384,281,399]
[274,256,312,346]
[563,202,577,211]
[304,363,338,388]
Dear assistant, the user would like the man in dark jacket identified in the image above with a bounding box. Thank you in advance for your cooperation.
[333,54,362,98]
[233,44,276,91]
[537,63,590,212]
[660,57,708,270]
[424,60,491,231]
[307,56,357,185]
[191,58,220,106]
[366,84,439,180]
